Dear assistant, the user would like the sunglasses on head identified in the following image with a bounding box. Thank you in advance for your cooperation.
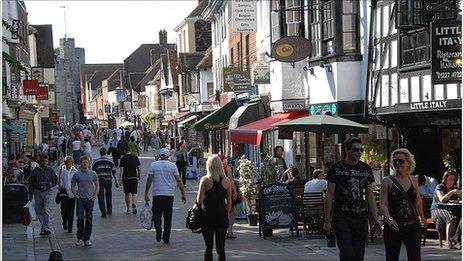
[393,159,405,165]
[351,148,364,152]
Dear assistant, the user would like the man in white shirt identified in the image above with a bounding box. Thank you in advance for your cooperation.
[304,169,327,193]
[144,148,186,244]
[417,174,438,198]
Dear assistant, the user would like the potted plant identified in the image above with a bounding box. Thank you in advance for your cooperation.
[237,155,259,226]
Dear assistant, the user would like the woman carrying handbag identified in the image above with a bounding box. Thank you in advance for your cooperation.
[380,148,428,261]
[196,155,232,261]
[57,156,78,233]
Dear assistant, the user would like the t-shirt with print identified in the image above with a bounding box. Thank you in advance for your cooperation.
[71,169,98,199]
[326,160,374,215]
[147,159,179,196]
[119,154,141,180]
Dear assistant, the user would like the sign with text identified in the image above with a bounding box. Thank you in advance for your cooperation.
[10,120,26,143]
[232,0,257,33]
[259,183,297,236]
[35,84,49,100]
[283,100,308,111]
[23,80,39,95]
[271,36,312,63]
[31,67,44,83]
[395,99,462,112]
[253,61,270,84]
[310,103,337,115]
[431,21,462,84]
[223,67,252,92]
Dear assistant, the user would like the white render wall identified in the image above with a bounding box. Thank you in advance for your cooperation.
[211,2,229,92]
[199,68,213,103]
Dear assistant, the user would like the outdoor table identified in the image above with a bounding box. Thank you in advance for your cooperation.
[437,201,462,219]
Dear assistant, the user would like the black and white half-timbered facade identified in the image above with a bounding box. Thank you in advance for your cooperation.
[367,0,462,178]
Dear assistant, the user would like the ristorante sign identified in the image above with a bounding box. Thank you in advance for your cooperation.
[431,21,462,84]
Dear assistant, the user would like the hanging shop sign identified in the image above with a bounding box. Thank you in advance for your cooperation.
[50,111,59,122]
[23,80,39,95]
[105,104,111,114]
[35,84,49,101]
[116,89,126,103]
[253,61,270,84]
[31,67,44,83]
[309,102,337,115]
[223,67,252,92]
[138,95,146,108]
[283,99,308,111]
[431,20,462,84]
[10,120,26,143]
[231,0,257,33]
[271,36,312,63]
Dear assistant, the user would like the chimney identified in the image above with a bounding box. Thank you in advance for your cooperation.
[159,30,167,47]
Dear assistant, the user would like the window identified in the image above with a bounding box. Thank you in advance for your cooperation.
[245,35,250,71]
[309,0,321,57]
[190,71,199,93]
[342,0,359,53]
[230,47,234,67]
[285,0,301,36]
[396,0,423,29]
[400,30,430,67]
[321,1,335,55]
[271,0,282,42]
[207,82,214,96]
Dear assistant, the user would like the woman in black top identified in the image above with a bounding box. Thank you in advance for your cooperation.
[196,155,232,261]
[380,148,427,261]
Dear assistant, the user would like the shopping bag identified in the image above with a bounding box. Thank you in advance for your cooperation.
[139,202,153,230]
[25,200,38,221]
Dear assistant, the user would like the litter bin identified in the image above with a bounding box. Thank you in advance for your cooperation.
[3,182,29,224]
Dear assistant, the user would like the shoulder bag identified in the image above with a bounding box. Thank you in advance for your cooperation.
[186,202,205,233]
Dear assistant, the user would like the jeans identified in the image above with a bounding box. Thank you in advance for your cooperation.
[384,220,422,261]
[72,150,82,165]
[60,196,75,231]
[152,196,174,241]
[98,179,112,215]
[76,198,94,241]
[111,153,120,167]
[333,213,368,261]
[176,161,187,185]
[33,189,53,231]
[202,223,227,261]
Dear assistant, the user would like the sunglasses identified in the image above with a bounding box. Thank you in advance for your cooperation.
[351,148,364,153]
[393,159,405,165]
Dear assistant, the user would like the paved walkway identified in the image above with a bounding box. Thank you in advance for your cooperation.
[3,147,462,260]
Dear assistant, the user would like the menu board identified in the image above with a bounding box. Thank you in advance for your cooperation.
[431,20,462,84]
[259,183,296,232]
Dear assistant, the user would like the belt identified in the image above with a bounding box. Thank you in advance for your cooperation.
[397,219,419,227]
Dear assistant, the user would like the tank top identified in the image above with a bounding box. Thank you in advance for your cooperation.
[388,177,418,225]
[203,177,228,226]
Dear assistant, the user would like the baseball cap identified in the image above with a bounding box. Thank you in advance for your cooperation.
[159,148,170,157]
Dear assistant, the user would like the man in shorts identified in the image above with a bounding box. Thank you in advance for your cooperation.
[118,147,141,214]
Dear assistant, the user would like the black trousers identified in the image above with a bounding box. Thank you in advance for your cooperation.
[176,161,187,185]
[60,196,75,231]
[98,179,112,215]
[202,223,227,261]
[111,151,120,167]
[383,221,422,261]
[333,213,368,261]
[152,196,174,241]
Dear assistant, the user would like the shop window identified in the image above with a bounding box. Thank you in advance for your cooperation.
[400,29,430,67]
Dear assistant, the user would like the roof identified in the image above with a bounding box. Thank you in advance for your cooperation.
[187,0,209,19]
[196,47,212,69]
[168,49,179,86]
[106,69,122,92]
[30,24,55,68]
[136,60,161,92]
[178,52,205,72]
[88,71,114,90]
[128,73,145,90]
[80,64,123,88]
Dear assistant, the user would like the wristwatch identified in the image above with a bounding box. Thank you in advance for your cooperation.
[387,217,394,221]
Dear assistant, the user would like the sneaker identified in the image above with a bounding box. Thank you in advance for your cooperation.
[126,209,132,214]
[40,229,51,236]
[75,240,84,247]
[163,239,170,244]
[132,204,137,215]
[155,230,162,242]
[84,240,92,246]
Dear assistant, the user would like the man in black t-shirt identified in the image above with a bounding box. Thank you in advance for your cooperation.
[118,148,141,215]
[324,137,380,261]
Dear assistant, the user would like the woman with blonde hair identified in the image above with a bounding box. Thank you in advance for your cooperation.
[196,155,232,261]
[380,148,427,261]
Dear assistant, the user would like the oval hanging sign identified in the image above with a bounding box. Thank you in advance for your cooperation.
[271,36,312,63]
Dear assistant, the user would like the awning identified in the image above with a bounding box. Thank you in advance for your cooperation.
[230,111,307,144]
[193,99,239,131]
[176,111,190,120]
[277,113,369,134]
[178,115,197,127]
[229,101,270,129]
[3,123,27,134]
[161,115,174,126]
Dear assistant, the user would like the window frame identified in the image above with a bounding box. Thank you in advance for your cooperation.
[398,28,430,69]
[270,0,305,43]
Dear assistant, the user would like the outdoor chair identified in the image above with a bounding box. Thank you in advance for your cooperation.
[302,192,324,236]
[290,185,305,237]
[422,197,445,247]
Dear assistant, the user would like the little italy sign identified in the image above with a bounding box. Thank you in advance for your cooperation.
[410,100,448,110]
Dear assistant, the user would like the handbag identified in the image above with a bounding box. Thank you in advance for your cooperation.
[55,188,68,204]
[186,202,205,233]
[232,180,243,206]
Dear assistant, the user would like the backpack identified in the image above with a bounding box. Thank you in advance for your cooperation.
[186,202,205,233]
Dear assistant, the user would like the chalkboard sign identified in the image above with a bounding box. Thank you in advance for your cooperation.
[259,183,297,233]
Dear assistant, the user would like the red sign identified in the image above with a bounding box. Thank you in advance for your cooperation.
[23,80,39,95]
[50,111,59,122]
[35,84,49,100]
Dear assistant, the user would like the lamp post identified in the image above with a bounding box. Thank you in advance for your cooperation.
[115,86,126,126]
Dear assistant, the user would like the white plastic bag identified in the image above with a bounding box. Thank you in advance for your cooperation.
[139,202,153,230]
[24,200,38,221]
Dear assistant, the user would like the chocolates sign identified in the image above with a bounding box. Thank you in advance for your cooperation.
[431,21,462,84]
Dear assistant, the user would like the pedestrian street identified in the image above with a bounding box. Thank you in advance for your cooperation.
[34,147,460,260]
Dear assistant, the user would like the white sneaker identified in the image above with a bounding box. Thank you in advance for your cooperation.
[84,240,92,246]
[75,240,84,247]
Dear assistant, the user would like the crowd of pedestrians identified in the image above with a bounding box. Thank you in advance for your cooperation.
[21,125,461,260]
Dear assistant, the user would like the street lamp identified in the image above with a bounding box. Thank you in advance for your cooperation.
[115,86,126,124]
